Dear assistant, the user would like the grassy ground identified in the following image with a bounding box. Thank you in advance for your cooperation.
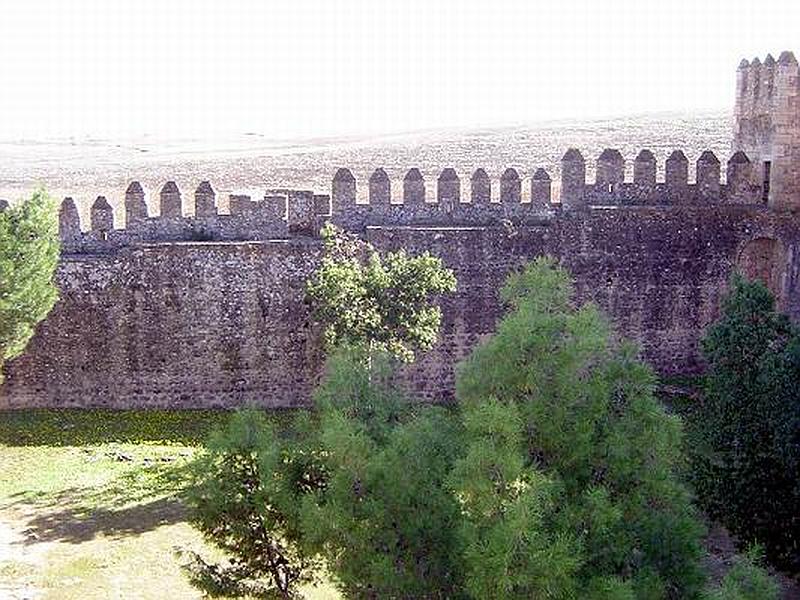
[2,408,797,599]
[0,409,338,600]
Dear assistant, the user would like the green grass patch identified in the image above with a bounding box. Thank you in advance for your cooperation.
[0,408,301,446]
[0,408,339,599]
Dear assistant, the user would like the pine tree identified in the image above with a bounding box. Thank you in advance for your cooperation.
[0,189,60,383]
[694,275,800,572]
[452,257,706,598]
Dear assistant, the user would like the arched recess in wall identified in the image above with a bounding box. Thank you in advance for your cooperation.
[736,237,788,308]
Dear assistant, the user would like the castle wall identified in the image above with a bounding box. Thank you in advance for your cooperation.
[370,207,800,401]
[2,135,799,408]
[2,189,798,409]
[1,241,325,408]
[5,50,799,409]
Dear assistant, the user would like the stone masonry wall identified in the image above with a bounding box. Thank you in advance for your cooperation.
[1,241,324,409]
[369,207,800,402]
[4,49,799,409]
[2,162,799,408]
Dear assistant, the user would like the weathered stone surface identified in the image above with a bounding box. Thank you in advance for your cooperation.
[2,53,799,410]
[470,168,491,204]
[332,168,356,213]
[125,181,148,225]
[58,197,81,240]
[403,168,425,205]
[531,169,551,208]
[696,150,721,201]
[4,198,800,409]
[369,168,391,205]
[634,150,656,187]
[596,148,625,188]
[90,196,114,233]
[561,148,586,210]
[437,168,460,205]
[500,168,521,204]
[160,181,182,218]
[726,151,759,204]
[195,181,217,217]
[734,51,800,210]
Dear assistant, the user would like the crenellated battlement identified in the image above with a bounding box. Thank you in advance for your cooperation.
[57,147,768,253]
[51,51,797,255]
[328,148,765,231]
[58,181,331,253]
[734,51,800,210]
[735,52,798,124]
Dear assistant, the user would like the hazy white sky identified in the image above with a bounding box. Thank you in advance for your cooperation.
[0,0,797,139]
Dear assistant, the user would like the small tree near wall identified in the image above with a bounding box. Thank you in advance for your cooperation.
[0,189,60,383]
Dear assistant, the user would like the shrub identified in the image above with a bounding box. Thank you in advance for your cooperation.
[300,347,467,599]
[702,547,779,600]
[693,275,800,572]
[185,409,322,599]
[306,223,457,362]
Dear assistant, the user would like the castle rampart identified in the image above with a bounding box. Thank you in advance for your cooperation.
[2,53,799,409]
[57,182,329,253]
[326,148,765,231]
[1,142,798,409]
[47,146,768,254]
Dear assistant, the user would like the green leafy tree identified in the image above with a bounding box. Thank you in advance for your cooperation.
[451,257,706,599]
[692,275,800,572]
[187,228,459,597]
[300,347,467,599]
[306,223,457,362]
[299,227,463,597]
[0,189,60,383]
[185,409,324,599]
[191,250,717,598]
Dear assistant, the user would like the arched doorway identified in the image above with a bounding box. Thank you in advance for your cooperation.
[737,237,787,307]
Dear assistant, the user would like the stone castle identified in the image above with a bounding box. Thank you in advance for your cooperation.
[1,52,799,409]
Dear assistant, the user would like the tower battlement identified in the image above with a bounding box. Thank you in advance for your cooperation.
[734,51,800,210]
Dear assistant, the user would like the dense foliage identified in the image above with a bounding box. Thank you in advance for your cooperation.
[0,189,60,383]
[187,229,459,598]
[306,223,457,362]
[452,257,706,599]
[300,348,467,598]
[701,547,779,600]
[692,275,800,572]
[186,409,322,599]
[188,255,785,598]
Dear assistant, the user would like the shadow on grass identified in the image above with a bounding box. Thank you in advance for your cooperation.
[0,408,300,447]
[2,457,196,545]
[10,495,188,545]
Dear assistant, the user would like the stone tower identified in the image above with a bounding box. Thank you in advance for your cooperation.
[733,51,800,210]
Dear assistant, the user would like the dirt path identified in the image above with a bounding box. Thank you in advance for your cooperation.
[0,509,52,600]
